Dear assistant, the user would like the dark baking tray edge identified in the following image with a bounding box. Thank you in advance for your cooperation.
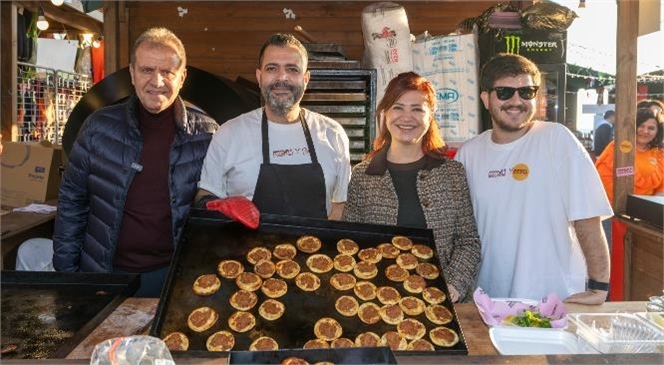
[1,271,140,358]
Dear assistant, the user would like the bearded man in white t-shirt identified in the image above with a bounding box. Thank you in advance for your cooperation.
[455,53,612,305]
[196,33,350,220]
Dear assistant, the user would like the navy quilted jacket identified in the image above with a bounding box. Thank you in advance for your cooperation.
[53,95,218,272]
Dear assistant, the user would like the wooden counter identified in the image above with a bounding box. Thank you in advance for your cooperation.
[620,217,664,301]
[4,299,657,364]
[0,202,57,270]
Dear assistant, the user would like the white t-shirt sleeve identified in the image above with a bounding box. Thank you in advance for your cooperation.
[553,124,613,221]
[331,124,351,203]
[198,124,232,199]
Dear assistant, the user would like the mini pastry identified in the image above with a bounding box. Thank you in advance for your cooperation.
[258,299,285,321]
[314,317,343,341]
[217,259,244,279]
[162,331,189,351]
[229,289,258,311]
[228,311,256,333]
[429,326,459,347]
[187,306,218,332]
[249,336,279,351]
[192,274,221,296]
[206,330,235,351]
[247,246,272,265]
[296,235,322,253]
[336,238,359,255]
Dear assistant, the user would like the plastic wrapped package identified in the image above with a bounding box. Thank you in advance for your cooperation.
[90,336,175,365]
[569,313,664,354]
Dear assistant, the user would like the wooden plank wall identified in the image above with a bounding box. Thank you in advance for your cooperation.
[117,1,501,82]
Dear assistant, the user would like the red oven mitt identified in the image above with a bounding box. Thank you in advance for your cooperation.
[206,196,260,229]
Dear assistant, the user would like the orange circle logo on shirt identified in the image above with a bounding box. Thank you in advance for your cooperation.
[511,163,529,181]
[619,140,632,153]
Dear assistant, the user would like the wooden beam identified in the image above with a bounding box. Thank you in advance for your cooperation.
[15,1,102,34]
[103,0,118,75]
[613,0,639,214]
[0,3,16,141]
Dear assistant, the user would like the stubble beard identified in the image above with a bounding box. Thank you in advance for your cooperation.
[263,81,305,117]
[493,104,535,133]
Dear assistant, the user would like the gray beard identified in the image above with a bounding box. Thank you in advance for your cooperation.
[263,81,305,116]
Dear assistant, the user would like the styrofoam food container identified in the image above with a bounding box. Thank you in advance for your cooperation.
[489,326,593,355]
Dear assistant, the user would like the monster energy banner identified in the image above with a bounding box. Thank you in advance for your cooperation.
[481,30,566,65]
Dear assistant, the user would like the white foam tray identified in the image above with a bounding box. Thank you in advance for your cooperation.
[489,326,597,355]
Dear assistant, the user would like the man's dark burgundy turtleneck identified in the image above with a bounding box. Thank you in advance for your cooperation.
[114,103,177,272]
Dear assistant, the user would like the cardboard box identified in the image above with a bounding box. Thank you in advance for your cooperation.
[1,141,63,208]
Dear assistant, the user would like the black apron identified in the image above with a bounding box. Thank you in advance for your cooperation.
[252,110,328,218]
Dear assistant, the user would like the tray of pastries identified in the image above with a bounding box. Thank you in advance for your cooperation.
[150,209,468,356]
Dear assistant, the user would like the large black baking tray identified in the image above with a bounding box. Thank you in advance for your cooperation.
[229,346,397,364]
[0,271,139,359]
[151,209,468,356]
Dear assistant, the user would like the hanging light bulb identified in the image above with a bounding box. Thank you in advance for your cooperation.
[81,33,94,48]
[578,0,586,8]
[51,0,65,6]
[36,7,49,31]
[92,36,102,48]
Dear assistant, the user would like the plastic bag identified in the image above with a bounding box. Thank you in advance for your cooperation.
[521,2,578,31]
[90,335,175,365]
[473,287,568,328]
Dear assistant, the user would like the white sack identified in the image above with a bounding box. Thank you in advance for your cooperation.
[362,2,413,112]
[412,31,480,145]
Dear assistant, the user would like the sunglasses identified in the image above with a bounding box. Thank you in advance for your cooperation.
[488,86,539,101]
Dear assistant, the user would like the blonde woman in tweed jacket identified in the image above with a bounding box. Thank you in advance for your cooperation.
[342,72,481,302]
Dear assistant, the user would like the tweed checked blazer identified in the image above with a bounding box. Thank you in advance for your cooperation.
[342,148,481,302]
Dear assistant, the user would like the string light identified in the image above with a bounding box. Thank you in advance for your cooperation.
[36,7,49,31]
[92,36,102,48]
[80,33,94,48]
[51,0,65,6]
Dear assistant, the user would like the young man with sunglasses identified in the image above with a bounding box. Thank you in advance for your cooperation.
[455,53,612,305]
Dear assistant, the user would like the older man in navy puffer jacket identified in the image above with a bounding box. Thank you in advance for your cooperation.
[53,28,218,297]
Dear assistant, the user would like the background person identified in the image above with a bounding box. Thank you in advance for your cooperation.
[637,99,664,117]
[342,72,481,303]
[593,110,615,156]
[595,108,664,247]
[455,53,612,305]
[196,33,350,220]
[49,27,218,297]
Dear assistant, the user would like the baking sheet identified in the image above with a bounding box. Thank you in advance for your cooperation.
[229,346,397,364]
[0,271,139,359]
[151,210,468,355]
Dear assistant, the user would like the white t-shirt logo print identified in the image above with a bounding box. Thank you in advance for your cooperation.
[510,163,529,181]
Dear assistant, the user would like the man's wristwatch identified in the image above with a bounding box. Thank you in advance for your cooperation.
[587,278,610,291]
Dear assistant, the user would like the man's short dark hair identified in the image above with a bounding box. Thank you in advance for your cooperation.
[480,53,541,91]
[257,33,308,69]
[604,110,615,119]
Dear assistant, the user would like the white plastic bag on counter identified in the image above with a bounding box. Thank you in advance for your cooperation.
[90,335,175,365]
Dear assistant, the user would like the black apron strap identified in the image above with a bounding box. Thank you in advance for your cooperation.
[261,109,271,163]
[299,110,319,165]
